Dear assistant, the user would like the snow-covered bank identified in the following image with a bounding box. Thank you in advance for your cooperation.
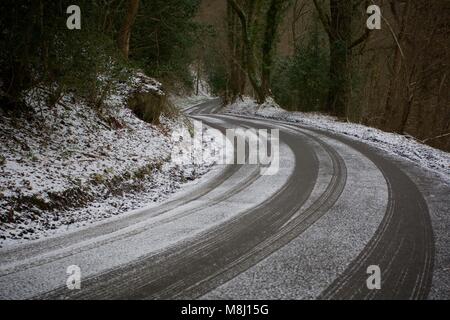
[0,75,222,247]
[170,69,214,111]
[224,97,450,180]
[170,94,213,112]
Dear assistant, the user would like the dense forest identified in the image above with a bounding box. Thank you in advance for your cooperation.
[199,0,450,151]
[0,1,449,301]
[1,0,449,151]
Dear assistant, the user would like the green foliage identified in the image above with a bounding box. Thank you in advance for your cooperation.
[0,0,130,111]
[54,26,129,108]
[272,28,329,111]
[203,30,229,96]
[130,0,201,87]
[206,60,228,97]
[0,0,206,112]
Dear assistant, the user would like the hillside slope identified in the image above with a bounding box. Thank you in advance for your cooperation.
[0,74,221,246]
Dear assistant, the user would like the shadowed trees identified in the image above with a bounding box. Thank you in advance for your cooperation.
[312,0,370,117]
[117,0,140,60]
[227,0,288,103]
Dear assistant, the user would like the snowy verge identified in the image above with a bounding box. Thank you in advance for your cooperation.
[224,97,450,180]
[0,74,222,247]
[169,75,214,111]
[170,94,213,112]
[168,66,214,111]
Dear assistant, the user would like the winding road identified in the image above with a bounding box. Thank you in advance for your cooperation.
[0,99,448,300]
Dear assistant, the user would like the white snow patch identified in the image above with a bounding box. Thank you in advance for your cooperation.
[0,74,222,247]
[224,96,450,181]
[169,68,214,111]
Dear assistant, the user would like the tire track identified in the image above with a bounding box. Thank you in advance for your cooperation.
[318,136,434,300]
[0,122,254,275]
[40,115,348,300]
[8,100,435,300]
[168,126,347,299]
[224,113,434,300]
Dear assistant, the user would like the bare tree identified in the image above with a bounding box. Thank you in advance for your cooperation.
[261,0,288,96]
[117,0,140,60]
[228,0,287,103]
[291,0,308,48]
[226,1,247,101]
[312,0,370,117]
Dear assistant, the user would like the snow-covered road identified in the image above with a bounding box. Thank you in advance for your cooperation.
[0,99,448,299]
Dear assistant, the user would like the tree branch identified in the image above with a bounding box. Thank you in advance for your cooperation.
[312,0,333,40]
[349,29,371,50]
[227,0,248,32]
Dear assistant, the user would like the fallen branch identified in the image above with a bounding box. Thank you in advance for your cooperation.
[422,132,450,143]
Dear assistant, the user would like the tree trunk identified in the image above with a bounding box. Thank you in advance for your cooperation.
[196,61,201,96]
[382,0,410,130]
[227,3,245,101]
[327,40,352,117]
[327,0,353,117]
[228,0,268,104]
[261,0,283,98]
[313,0,355,117]
[117,0,140,60]
[228,0,285,104]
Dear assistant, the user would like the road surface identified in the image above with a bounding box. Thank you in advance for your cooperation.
[0,99,448,300]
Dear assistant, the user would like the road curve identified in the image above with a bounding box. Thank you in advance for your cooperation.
[0,99,442,300]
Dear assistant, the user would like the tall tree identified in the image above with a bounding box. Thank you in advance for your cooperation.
[117,0,140,60]
[261,0,286,96]
[130,0,201,84]
[312,0,370,117]
[228,0,265,103]
[226,1,247,101]
[227,0,286,104]
[381,0,412,133]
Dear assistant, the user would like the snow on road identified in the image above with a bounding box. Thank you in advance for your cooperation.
[223,97,450,300]
[0,120,296,300]
[0,78,222,247]
[204,124,389,300]
[225,97,450,181]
